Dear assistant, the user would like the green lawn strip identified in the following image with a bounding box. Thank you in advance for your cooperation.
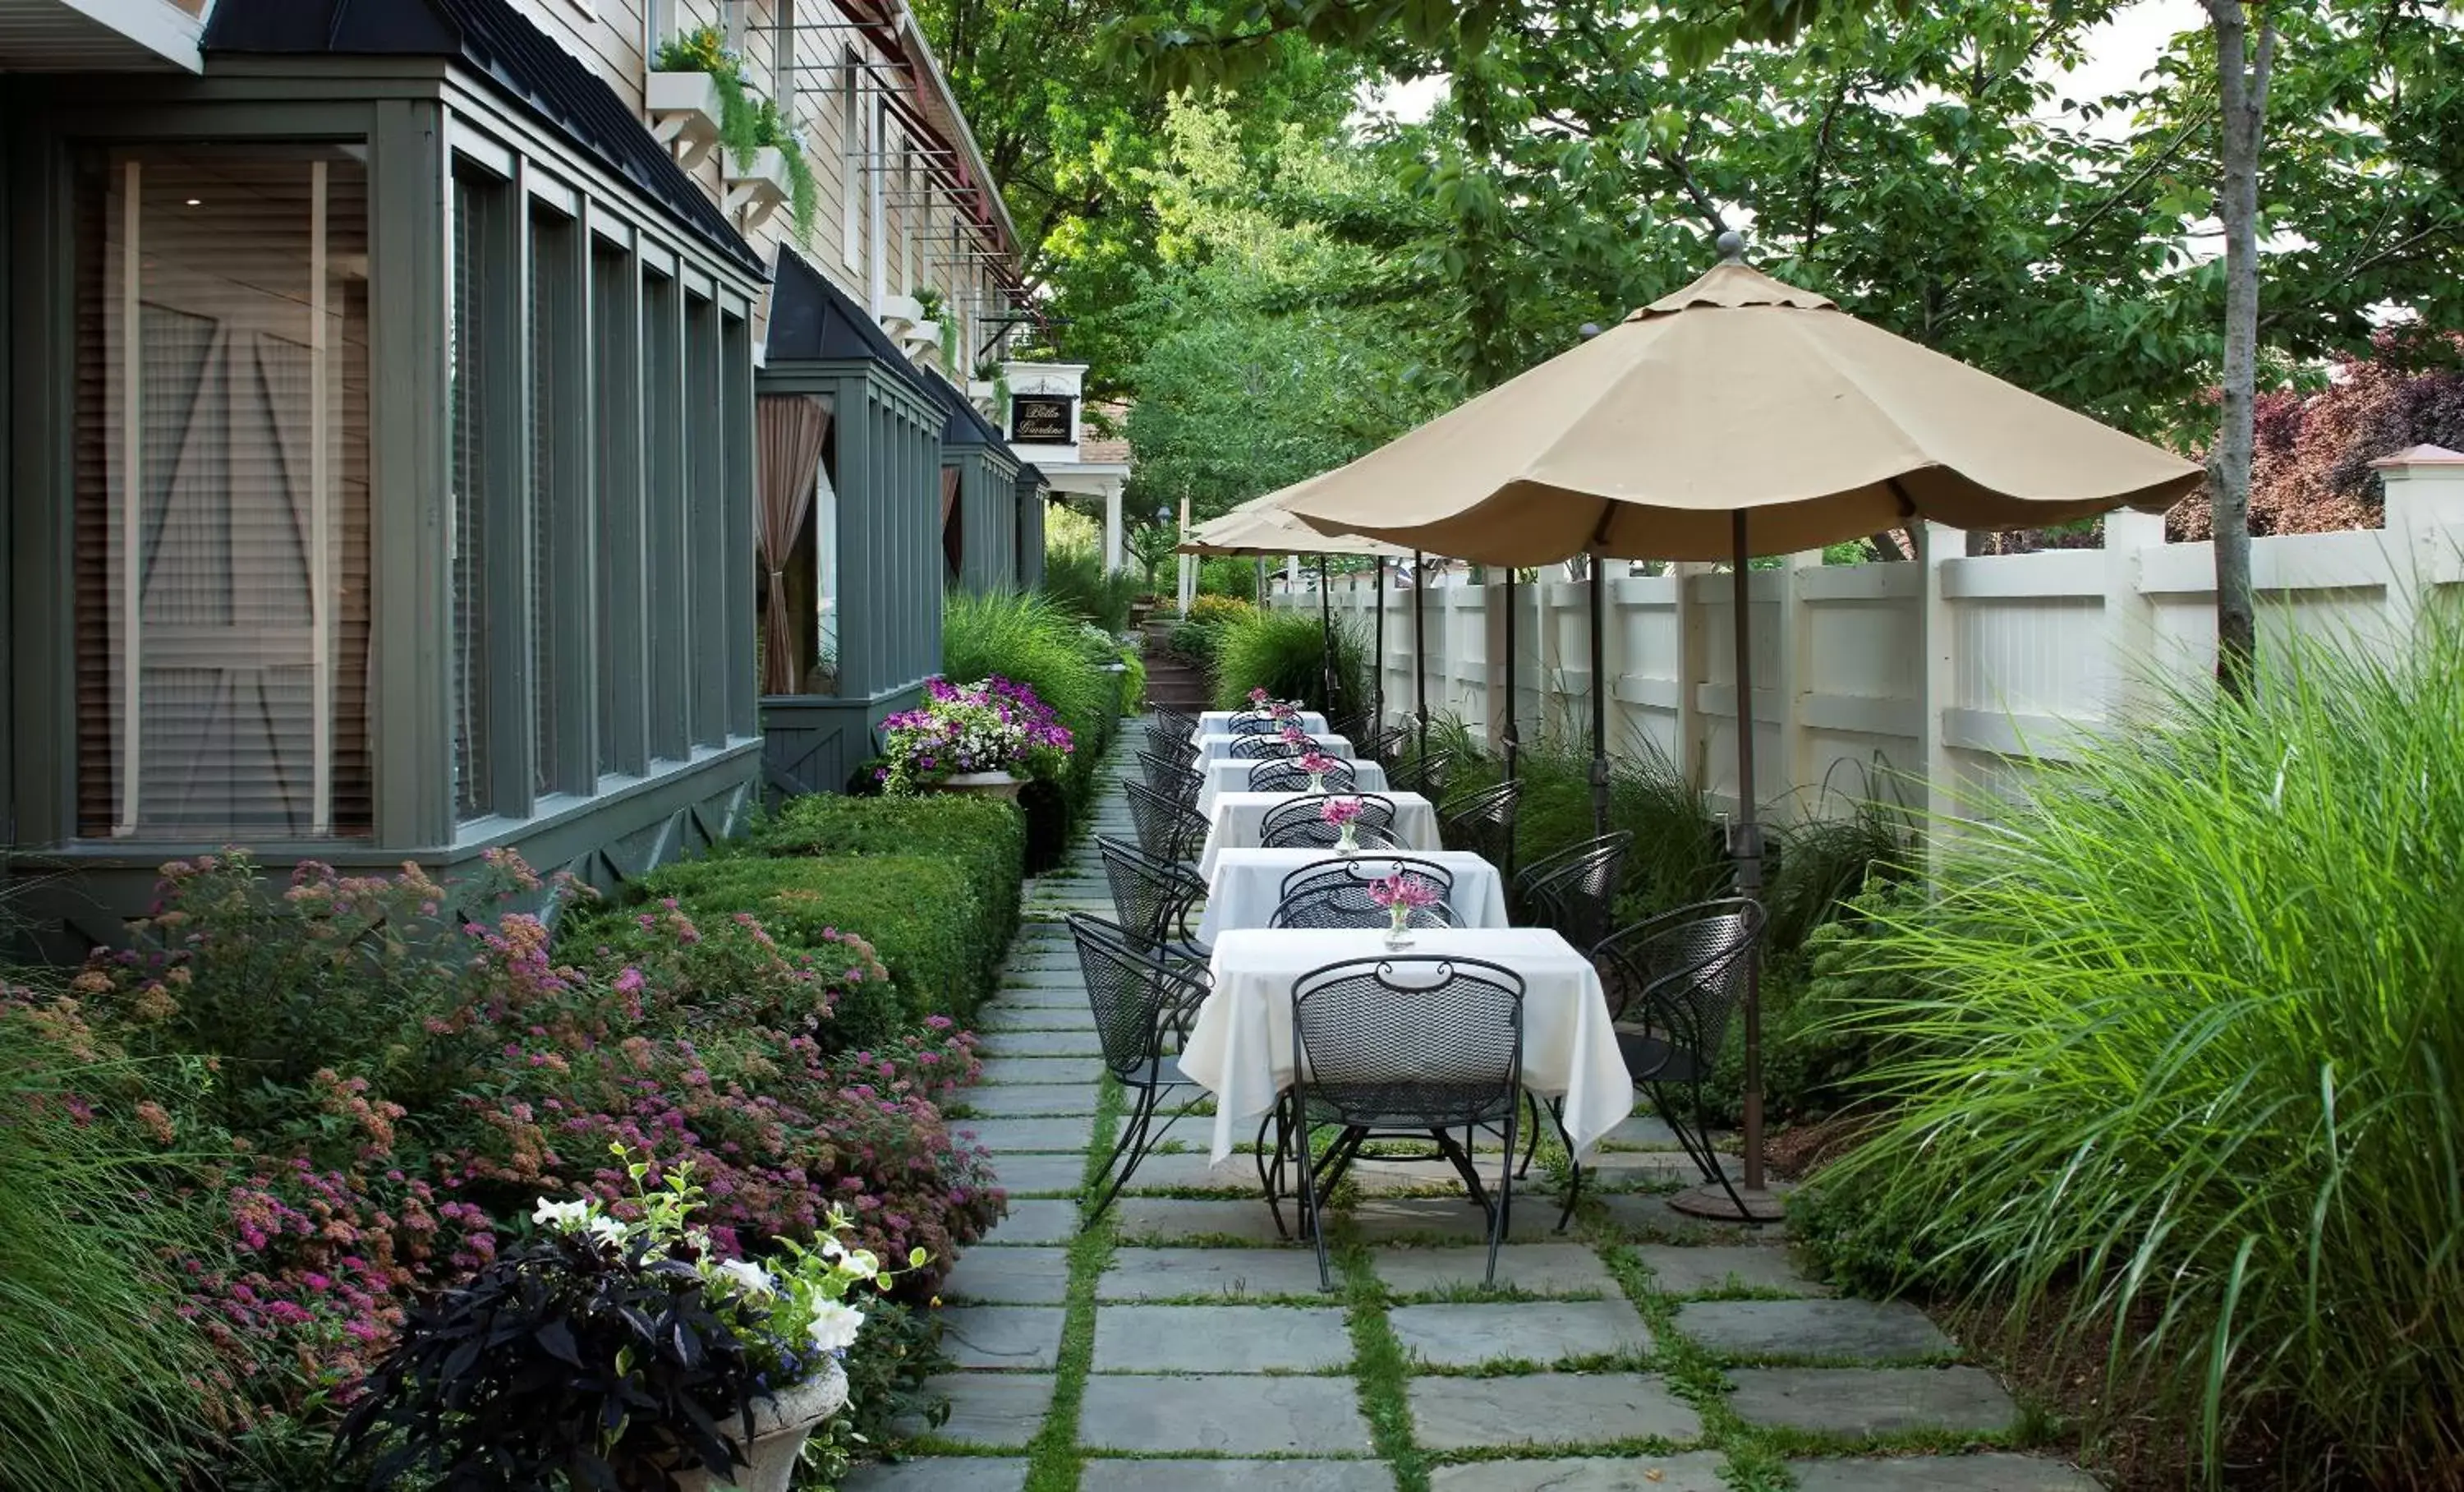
[1018,1066,1124,1492]
[1331,1233,1428,1492]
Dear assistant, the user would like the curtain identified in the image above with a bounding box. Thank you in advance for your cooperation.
[941,465,963,581]
[756,394,830,695]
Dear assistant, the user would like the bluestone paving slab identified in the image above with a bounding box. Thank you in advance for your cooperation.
[978,1199,1081,1246]
[1633,1243,1827,1296]
[1427,1453,1731,1492]
[1727,1366,2019,1436]
[1081,1462,1394,1492]
[986,987,1088,1009]
[950,1084,1101,1118]
[972,1006,1096,1032]
[938,1306,1065,1370]
[839,1459,1030,1491]
[1114,1149,1262,1193]
[983,1153,1085,1195]
[1598,1193,1765,1243]
[1097,1246,1332,1300]
[954,1117,1096,1153]
[1346,1195,1577,1245]
[940,1246,1073,1304]
[1092,1304,1353,1372]
[1788,1454,2105,1491]
[1076,1374,1375,1453]
[975,1057,1103,1085]
[1110,1197,1295,1246]
[1372,1243,1619,1297]
[905,1374,1055,1446]
[1599,1114,1684,1149]
[1676,1299,1954,1363]
[1388,1299,1653,1369]
[1584,1152,1712,1190]
[1408,1372,1702,1451]
[972,1029,1101,1057]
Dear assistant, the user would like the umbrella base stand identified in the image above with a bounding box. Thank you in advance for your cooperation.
[1667,1181,1790,1223]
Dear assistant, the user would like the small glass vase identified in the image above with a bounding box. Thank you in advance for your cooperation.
[1307,773,1326,794]
[1335,823,1359,857]
[1384,906,1414,951]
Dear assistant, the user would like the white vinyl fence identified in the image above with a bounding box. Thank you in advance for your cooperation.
[1274,450,2464,824]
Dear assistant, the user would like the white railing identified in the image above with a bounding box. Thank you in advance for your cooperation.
[1273,452,2464,822]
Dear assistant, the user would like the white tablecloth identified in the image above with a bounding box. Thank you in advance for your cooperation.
[1196,758,1391,817]
[1189,710,1329,744]
[1197,791,1440,878]
[1180,928,1636,1163]
[1197,848,1510,942]
[1190,732,1356,768]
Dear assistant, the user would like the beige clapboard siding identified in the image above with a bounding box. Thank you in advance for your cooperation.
[506,0,647,109]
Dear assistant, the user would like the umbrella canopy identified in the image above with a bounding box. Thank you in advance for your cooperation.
[1285,255,2204,560]
[1179,490,1410,558]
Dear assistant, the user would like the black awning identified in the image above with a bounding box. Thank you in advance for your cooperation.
[204,0,763,278]
[1015,463,1049,493]
[924,363,1009,452]
[765,247,940,403]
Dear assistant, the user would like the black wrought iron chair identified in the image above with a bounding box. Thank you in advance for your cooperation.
[1441,779,1524,875]
[1359,724,1407,767]
[1095,836,1209,967]
[1145,707,1198,756]
[1066,914,1211,1223]
[1390,747,1457,802]
[1249,757,1358,795]
[1229,734,1310,761]
[1270,856,1463,931]
[1137,750,1204,802]
[1258,793,1402,851]
[1512,831,1632,949]
[1586,898,1768,1221]
[1280,956,1526,1287]
[1228,711,1281,736]
[1124,781,1209,863]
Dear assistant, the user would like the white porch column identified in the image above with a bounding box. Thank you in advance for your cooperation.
[1102,481,1124,573]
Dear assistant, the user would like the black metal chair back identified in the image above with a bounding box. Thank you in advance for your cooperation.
[1138,749,1202,799]
[1124,781,1208,862]
[1067,913,1210,1085]
[1360,724,1407,767]
[1391,747,1456,799]
[1228,711,1280,735]
[1271,857,1464,930]
[1145,707,1198,754]
[1259,793,1400,851]
[1592,897,1767,1070]
[1441,779,1524,870]
[1229,734,1308,760]
[1513,831,1632,947]
[1096,836,1207,955]
[1249,757,1358,795]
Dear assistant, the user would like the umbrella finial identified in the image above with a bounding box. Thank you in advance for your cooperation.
[1716,229,1746,264]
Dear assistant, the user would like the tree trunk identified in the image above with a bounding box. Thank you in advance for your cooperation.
[2204,0,2274,698]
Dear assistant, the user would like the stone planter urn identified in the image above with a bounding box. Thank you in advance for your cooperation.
[931,770,1025,801]
[674,1361,848,1492]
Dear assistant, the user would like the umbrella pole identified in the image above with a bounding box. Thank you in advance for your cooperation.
[1502,569,1520,782]
[1317,554,1336,716]
[1372,559,1386,732]
[1588,553,1608,837]
[1414,550,1429,767]
[1672,512,1781,1223]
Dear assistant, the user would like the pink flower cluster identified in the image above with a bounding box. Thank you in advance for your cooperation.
[1369,872,1443,911]
[1320,797,1366,827]
[1298,751,1341,776]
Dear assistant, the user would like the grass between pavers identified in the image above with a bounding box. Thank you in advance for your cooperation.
[1018,1027,1123,1492]
[1331,1235,1432,1492]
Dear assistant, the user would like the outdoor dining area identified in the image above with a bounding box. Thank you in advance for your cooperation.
[1072,698,1763,1290]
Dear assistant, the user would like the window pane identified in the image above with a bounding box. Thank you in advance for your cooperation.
[450,167,499,820]
[73,145,372,840]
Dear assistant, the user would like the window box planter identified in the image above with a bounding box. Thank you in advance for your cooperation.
[646,69,726,168]
[879,292,927,330]
[722,146,793,229]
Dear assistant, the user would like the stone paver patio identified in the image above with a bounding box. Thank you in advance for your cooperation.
[842,723,2095,1492]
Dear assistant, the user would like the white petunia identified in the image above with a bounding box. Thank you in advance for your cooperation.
[844,1249,881,1280]
[710,1258,774,1298]
[532,1198,593,1232]
[805,1301,864,1354]
[584,1215,627,1250]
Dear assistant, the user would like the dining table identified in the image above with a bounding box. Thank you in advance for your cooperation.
[1189,731,1357,768]
[1178,927,1638,1165]
[1195,847,1510,942]
[1188,709,1329,743]
[1196,790,1441,879]
[1194,757,1391,817]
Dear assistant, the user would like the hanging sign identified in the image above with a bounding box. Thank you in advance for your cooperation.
[1009,394,1073,444]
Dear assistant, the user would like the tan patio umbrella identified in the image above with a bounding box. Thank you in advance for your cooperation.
[1180,495,1411,739]
[1285,234,2204,1222]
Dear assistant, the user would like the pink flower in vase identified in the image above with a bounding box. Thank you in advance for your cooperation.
[1248,687,1272,707]
[1318,797,1365,828]
[1278,724,1311,747]
[1368,873,1443,913]
[1298,752,1341,777]
[1268,700,1298,721]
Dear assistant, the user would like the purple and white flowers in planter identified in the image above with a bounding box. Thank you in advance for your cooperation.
[878,675,1075,795]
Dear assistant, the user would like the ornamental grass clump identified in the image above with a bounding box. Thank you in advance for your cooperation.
[1795,611,2464,1488]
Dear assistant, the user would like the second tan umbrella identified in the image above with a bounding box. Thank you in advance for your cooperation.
[1179,495,1408,730]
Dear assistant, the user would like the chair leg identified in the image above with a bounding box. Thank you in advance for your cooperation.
[1643,1079,1752,1217]
[1515,1090,1542,1178]
[1295,1104,1338,1292]
[1256,1103,1291,1239]
[1546,1099,1584,1232]
[1085,1080,1161,1227]
[1487,1102,1520,1287]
